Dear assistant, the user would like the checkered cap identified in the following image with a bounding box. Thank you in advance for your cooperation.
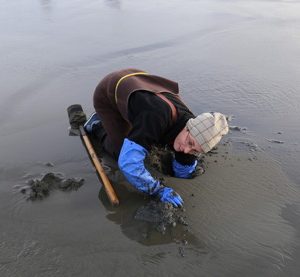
[186,112,229,153]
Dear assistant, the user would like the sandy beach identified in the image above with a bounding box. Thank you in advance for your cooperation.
[1,0,300,276]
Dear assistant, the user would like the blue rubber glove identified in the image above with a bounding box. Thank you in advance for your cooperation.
[156,187,183,207]
[172,159,198,179]
[118,139,183,207]
[118,138,161,195]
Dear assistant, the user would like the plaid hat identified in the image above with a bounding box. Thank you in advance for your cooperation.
[186,112,229,153]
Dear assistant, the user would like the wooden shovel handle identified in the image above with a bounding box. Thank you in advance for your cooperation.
[79,126,119,206]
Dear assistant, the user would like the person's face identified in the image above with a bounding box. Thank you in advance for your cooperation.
[173,127,203,155]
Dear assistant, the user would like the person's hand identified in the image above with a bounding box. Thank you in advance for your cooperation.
[156,187,183,207]
[172,159,198,179]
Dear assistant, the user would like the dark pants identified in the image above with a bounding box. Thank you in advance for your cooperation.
[89,122,119,160]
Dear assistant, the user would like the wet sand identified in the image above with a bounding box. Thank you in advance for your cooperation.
[1,134,299,276]
[1,0,300,276]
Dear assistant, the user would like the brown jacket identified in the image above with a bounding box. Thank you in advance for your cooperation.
[93,68,187,156]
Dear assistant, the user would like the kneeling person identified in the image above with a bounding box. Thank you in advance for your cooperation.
[85,69,229,207]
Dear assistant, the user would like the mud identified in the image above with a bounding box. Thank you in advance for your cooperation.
[134,200,188,234]
[267,138,284,144]
[22,172,84,200]
[44,162,54,167]
[147,146,174,176]
[229,125,247,132]
[147,146,205,177]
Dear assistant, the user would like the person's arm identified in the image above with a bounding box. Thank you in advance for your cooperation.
[118,139,183,207]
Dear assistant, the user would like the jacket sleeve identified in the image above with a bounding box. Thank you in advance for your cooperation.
[118,138,161,195]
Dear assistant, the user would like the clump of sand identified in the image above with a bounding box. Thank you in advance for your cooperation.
[21,172,84,200]
[134,200,188,234]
